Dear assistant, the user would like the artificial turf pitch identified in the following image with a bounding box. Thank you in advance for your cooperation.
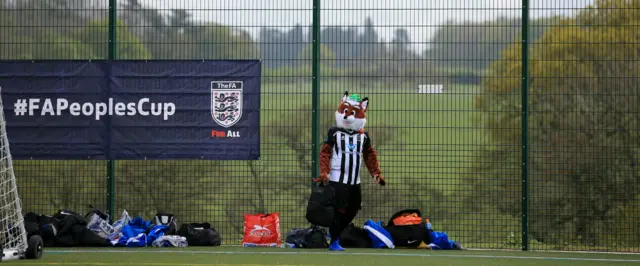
[2,247,640,266]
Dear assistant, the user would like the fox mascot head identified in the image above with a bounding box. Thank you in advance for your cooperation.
[335,91,369,132]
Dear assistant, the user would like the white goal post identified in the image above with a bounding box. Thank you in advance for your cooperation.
[0,86,43,262]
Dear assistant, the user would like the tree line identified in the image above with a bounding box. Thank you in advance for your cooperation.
[1,0,555,85]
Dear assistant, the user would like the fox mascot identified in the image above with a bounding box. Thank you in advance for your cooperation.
[314,91,385,251]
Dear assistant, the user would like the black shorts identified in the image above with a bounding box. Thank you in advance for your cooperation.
[329,181,362,211]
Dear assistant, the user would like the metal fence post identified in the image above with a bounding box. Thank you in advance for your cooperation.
[311,0,321,184]
[521,0,530,252]
[107,0,116,222]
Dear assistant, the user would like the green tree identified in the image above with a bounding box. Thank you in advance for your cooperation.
[74,19,152,59]
[359,17,380,59]
[35,34,96,59]
[298,43,336,67]
[118,0,171,58]
[166,23,260,60]
[470,0,640,246]
[11,0,94,37]
[1,0,95,60]
[428,17,551,70]
[390,28,411,60]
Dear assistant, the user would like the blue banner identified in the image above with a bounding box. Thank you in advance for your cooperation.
[0,60,261,160]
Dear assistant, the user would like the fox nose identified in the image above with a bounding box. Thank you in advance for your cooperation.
[344,116,355,122]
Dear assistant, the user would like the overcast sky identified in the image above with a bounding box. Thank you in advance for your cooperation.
[137,0,592,49]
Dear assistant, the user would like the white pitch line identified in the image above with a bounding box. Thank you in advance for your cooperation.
[469,248,640,256]
[45,249,640,263]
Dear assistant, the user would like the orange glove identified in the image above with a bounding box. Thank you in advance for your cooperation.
[374,175,386,186]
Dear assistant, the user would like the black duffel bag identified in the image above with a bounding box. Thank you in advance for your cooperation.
[339,223,372,248]
[178,222,221,246]
[305,183,336,227]
[284,225,329,248]
[23,212,61,247]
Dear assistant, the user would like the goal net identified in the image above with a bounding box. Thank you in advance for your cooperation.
[0,86,28,259]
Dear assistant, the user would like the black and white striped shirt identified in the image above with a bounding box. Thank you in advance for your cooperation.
[324,127,372,185]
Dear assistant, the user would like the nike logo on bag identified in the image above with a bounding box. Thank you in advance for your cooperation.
[407,240,418,244]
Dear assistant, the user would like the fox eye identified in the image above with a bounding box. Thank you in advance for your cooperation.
[343,108,348,114]
[351,110,356,116]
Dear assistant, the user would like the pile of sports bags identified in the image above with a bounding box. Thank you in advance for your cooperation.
[238,211,329,249]
[24,206,222,248]
[346,208,465,250]
[301,183,464,250]
[287,207,464,250]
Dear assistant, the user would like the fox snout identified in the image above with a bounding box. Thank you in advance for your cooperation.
[343,115,355,123]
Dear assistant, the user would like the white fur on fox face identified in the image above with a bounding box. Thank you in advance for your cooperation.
[335,111,366,131]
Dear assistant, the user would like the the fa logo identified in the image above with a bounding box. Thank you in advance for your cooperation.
[211,81,243,128]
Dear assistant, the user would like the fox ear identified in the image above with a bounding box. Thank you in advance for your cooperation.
[361,97,369,112]
[342,91,349,102]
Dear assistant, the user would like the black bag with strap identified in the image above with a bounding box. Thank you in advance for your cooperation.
[178,222,221,246]
[384,208,430,248]
[284,226,329,248]
[305,183,336,227]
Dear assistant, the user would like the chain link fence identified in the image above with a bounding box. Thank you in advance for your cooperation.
[1,0,638,252]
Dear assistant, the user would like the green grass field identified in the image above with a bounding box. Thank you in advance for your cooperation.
[3,247,640,266]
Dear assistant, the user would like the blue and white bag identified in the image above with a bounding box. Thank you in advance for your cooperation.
[363,220,395,249]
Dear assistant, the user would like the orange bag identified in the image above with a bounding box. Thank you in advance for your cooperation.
[393,214,423,226]
[241,212,281,247]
